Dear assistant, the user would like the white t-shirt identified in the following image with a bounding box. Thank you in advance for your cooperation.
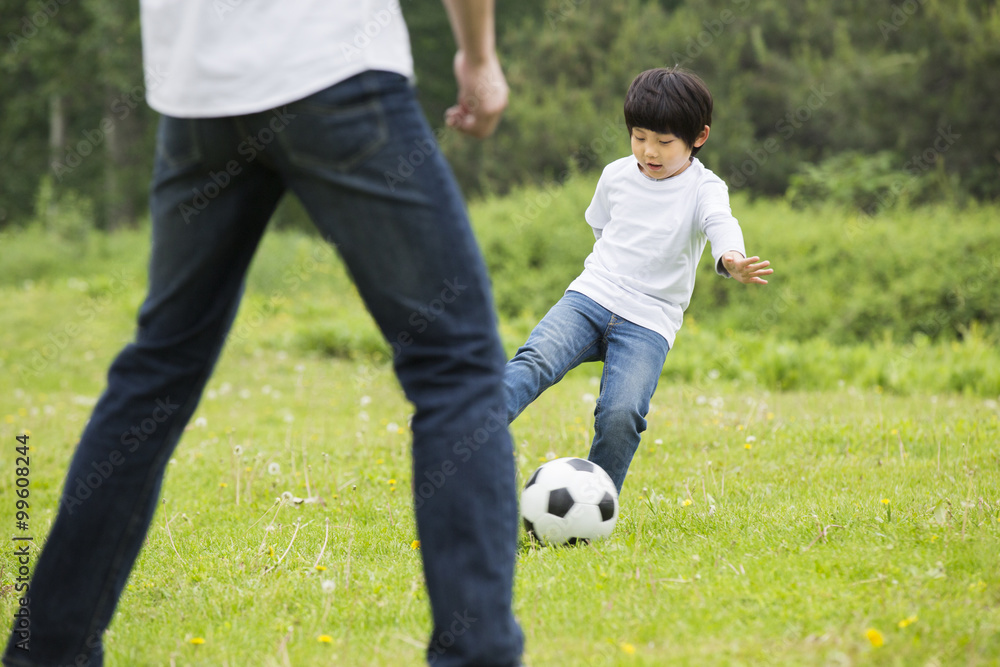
[566,156,746,348]
[139,0,414,117]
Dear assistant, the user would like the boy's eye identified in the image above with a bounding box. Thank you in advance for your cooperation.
[660,140,673,145]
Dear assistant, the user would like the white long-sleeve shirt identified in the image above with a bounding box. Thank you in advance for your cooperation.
[566,156,746,348]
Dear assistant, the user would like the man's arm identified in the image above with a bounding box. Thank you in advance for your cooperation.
[441,0,509,139]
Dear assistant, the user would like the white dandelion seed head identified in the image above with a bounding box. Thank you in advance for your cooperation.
[238,389,252,400]
[268,462,281,475]
[707,369,721,380]
[360,395,372,406]
[194,417,208,428]
[262,385,272,395]
[233,445,244,456]
[386,422,399,432]
[281,491,293,502]
[745,435,757,443]
[321,580,336,594]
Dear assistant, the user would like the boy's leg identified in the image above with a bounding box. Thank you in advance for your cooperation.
[265,71,522,667]
[587,318,669,493]
[3,116,284,666]
[504,291,609,422]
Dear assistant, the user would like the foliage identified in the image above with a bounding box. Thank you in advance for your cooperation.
[2,0,999,230]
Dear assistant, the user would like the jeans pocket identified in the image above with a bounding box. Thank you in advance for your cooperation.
[278,94,389,173]
[156,116,202,170]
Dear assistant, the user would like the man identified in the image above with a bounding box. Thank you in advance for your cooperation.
[3,2,523,666]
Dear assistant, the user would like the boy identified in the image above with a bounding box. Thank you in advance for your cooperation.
[505,67,772,493]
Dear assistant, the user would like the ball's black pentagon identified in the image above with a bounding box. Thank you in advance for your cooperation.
[522,517,535,537]
[524,467,541,489]
[567,537,591,546]
[598,491,616,521]
[547,487,574,518]
[566,458,594,472]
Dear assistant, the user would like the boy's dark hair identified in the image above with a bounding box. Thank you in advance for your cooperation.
[624,67,713,156]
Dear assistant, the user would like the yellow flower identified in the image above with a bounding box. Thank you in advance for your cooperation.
[317,634,333,643]
[865,628,883,647]
[881,498,890,505]
[411,540,420,550]
[682,498,692,507]
[744,443,752,450]
[189,637,205,645]
[890,428,898,435]
[388,479,397,485]
[897,615,917,628]
[219,482,228,488]
[315,565,327,571]
[376,458,384,464]
[766,412,775,420]
[620,642,636,655]
[3,415,13,424]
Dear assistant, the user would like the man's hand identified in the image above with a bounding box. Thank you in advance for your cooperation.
[721,251,772,285]
[444,49,508,139]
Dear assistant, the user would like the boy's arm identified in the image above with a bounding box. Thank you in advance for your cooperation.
[720,251,772,285]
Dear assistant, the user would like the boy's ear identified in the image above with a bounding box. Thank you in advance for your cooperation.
[693,125,710,148]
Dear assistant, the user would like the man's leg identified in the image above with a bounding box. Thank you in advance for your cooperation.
[3,116,285,666]
[587,319,669,494]
[262,71,522,667]
[503,291,609,423]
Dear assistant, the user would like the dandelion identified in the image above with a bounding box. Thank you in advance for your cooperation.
[219,482,228,488]
[682,498,692,507]
[744,443,752,450]
[316,565,327,572]
[897,615,917,628]
[268,462,281,475]
[189,637,205,645]
[321,580,336,593]
[376,458,385,465]
[766,412,775,420]
[386,423,399,433]
[745,435,756,443]
[865,628,883,648]
[360,395,372,406]
[194,417,207,428]
[620,642,636,655]
[233,445,243,456]
[411,540,420,550]
[317,635,333,643]
[388,479,396,485]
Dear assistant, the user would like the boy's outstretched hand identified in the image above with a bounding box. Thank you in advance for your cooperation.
[721,251,773,285]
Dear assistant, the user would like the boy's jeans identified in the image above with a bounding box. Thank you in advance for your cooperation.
[3,71,522,667]
[504,291,670,492]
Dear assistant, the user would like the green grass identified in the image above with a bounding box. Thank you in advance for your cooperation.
[1,207,999,665]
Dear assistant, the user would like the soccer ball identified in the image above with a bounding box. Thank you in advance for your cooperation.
[520,457,619,545]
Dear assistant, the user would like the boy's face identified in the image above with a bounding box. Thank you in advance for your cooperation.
[630,126,710,179]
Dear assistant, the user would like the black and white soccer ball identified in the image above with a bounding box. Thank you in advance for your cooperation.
[520,457,619,545]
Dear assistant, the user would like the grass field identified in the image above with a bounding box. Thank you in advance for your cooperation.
[1,210,999,666]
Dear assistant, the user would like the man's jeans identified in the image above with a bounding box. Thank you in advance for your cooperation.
[504,291,670,492]
[3,71,522,667]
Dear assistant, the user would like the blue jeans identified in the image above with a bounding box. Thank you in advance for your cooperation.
[505,291,670,492]
[3,71,522,667]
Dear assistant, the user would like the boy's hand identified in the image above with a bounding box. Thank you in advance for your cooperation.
[721,251,772,285]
